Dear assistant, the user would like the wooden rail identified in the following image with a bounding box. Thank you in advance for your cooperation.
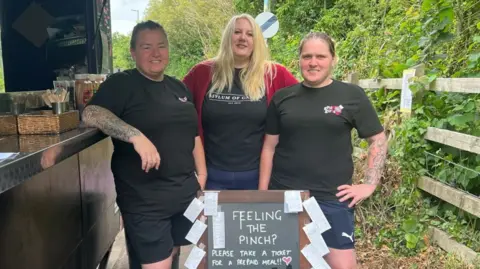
[417,176,480,218]
[424,127,480,155]
[355,77,480,93]
[429,227,479,263]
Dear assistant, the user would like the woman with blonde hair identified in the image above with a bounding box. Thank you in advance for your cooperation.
[183,14,298,190]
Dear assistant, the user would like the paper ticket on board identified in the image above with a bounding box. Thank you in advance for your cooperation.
[185,219,207,245]
[284,190,303,213]
[184,197,205,223]
[184,245,206,269]
[302,197,331,233]
[212,211,226,249]
[302,244,332,269]
[303,222,330,256]
[204,191,218,216]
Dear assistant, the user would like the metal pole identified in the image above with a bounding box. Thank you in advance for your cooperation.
[132,9,139,22]
[263,0,269,46]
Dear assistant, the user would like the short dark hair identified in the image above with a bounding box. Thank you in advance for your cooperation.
[298,32,336,57]
[130,20,168,49]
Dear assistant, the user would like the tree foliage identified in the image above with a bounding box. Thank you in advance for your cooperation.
[250,0,479,81]
[112,32,135,71]
[144,0,236,78]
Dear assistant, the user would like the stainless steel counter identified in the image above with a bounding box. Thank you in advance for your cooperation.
[0,127,107,194]
[0,127,120,269]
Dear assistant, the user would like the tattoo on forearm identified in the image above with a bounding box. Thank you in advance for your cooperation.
[364,133,388,185]
[82,105,141,143]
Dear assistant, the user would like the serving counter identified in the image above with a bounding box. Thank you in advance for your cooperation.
[0,127,121,269]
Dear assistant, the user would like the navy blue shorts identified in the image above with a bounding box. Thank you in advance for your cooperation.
[319,200,355,249]
[205,166,259,190]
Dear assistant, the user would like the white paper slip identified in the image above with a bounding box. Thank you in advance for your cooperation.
[309,257,331,269]
[284,191,303,213]
[185,219,207,245]
[302,244,331,269]
[317,257,332,269]
[303,197,331,233]
[212,211,226,249]
[204,192,218,216]
[184,245,206,269]
[303,222,330,256]
[184,198,205,223]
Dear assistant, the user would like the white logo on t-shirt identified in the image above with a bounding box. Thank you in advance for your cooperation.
[324,105,344,115]
[208,93,255,104]
[178,97,187,102]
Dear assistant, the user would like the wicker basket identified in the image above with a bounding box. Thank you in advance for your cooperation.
[0,114,18,135]
[17,110,79,135]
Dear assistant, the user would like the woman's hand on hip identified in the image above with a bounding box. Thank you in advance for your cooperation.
[130,134,161,173]
[336,184,377,208]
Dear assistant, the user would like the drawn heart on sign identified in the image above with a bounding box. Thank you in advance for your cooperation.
[282,256,292,265]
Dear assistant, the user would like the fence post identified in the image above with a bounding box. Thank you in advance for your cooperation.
[400,64,425,117]
[347,72,359,85]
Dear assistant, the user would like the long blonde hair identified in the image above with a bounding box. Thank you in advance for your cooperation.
[210,14,275,101]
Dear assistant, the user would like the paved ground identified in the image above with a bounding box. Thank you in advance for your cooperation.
[105,229,193,269]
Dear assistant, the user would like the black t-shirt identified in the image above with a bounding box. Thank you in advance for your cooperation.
[202,69,267,171]
[87,69,200,217]
[265,80,384,200]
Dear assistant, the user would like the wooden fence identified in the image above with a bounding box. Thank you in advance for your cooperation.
[346,65,480,263]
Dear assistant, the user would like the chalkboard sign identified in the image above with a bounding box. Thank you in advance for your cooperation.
[197,190,311,269]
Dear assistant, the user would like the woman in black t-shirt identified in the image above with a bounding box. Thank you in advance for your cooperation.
[259,32,387,269]
[82,21,206,269]
[183,14,298,191]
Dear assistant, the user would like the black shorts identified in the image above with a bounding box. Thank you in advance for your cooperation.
[319,200,355,249]
[122,211,193,265]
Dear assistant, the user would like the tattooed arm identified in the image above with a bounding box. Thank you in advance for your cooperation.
[82,105,160,172]
[364,131,388,185]
[82,105,141,142]
[337,131,387,207]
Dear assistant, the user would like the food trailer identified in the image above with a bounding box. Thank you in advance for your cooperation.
[0,0,120,269]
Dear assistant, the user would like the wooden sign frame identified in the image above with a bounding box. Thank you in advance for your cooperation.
[196,190,312,269]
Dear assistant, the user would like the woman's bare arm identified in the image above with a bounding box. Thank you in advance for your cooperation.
[259,134,279,190]
[193,136,207,189]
